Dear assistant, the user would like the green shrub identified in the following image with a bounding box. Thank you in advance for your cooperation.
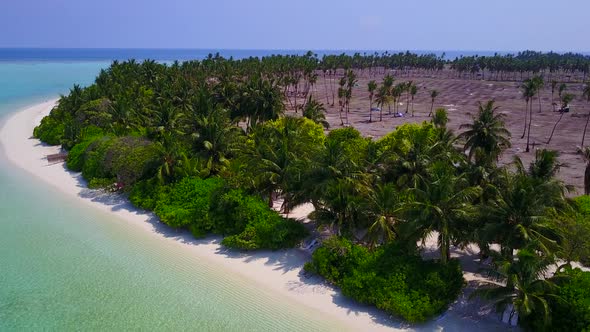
[105,136,161,187]
[218,191,307,250]
[305,237,464,323]
[88,178,115,189]
[154,177,225,229]
[304,236,370,283]
[129,178,165,211]
[210,189,268,235]
[575,195,590,217]
[75,135,160,188]
[221,217,307,250]
[82,137,115,181]
[33,115,65,145]
[527,267,590,331]
[67,136,101,172]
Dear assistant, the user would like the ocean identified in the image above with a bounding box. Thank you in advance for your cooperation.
[0,50,343,331]
[0,48,516,63]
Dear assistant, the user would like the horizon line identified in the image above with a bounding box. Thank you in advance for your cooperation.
[1,47,589,54]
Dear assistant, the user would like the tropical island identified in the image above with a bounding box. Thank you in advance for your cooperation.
[33,51,590,330]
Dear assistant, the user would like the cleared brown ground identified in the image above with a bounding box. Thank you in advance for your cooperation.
[287,70,589,194]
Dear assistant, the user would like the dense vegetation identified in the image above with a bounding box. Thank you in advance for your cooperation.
[304,237,464,322]
[33,55,590,327]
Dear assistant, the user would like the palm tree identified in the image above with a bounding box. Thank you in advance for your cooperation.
[525,79,541,152]
[580,147,590,195]
[337,79,346,125]
[581,82,590,148]
[383,74,395,115]
[532,75,544,113]
[404,81,412,114]
[473,249,557,328]
[344,70,357,124]
[243,116,323,208]
[410,84,418,117]
[375,84,389,122]
[428,90,439,117]
[520,79,535,139]
[367,80,377,122]
[365,183,402,248]
[192,108,242,174]
[403,164,481,264]
[481,157,564,261]
[458,100,511,165]
[547,93,574,144]
[302,96,329,129]
[432,108,448,128]
[550,80,558,111]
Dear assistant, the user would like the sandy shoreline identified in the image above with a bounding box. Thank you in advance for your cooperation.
[0,100,510,331]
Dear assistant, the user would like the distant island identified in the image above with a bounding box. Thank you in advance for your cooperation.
[33,50,590,329]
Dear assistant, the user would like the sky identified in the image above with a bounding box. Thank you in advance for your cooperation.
[1,0,589,52]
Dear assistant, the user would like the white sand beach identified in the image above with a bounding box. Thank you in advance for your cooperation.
[0,100,512,331]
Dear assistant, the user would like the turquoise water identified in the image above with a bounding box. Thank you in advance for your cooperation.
[0,61,340,330]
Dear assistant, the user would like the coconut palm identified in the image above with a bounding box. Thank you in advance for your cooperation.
[365,183,403,248]
[432,108,449,128]
[368,80,377,122]
[581,147,590,195]
[192,107,242,174]
[404,81,412,114]
[547,93,574,144]
[458,100,511,165]
[375,84,389,122]
[403,164,482,264]
[532,75,544,113]
[550,80,558,111]
[243,116,323,208]
[520,79,535,139]
[428,90,439,117]
[410,84,418,116]
[525,79,541,152]
[581,82,590,148]
[473,249,557,328]
[481,155,564,260]
[383,74,395,115]
[302,96,329,129]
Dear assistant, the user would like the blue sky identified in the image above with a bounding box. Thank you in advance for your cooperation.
[1,0,588,51]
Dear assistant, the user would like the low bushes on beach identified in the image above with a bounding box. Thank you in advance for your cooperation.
[148,180,307,250]
[67,142,307,250]
[304,237,464,323]
[523,267,590,331]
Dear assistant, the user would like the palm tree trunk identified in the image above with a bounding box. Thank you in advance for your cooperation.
[582,110,590,148]
[441,223,450,264]
[330,73,335,106]
[526,101,534,152]
[369,96,373,122]
[294,84,298,113]
[547,112,564,144]
[323,73,330,105]
[521,100,529,139]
